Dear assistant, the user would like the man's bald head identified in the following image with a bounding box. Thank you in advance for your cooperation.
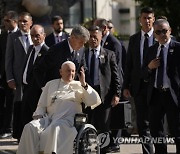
[30,24,46,46]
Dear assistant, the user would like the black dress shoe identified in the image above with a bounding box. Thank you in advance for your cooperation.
[0,132,12,139]
[105,145,120,153]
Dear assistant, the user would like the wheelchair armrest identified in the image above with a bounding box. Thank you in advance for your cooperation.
[74,113,88,130]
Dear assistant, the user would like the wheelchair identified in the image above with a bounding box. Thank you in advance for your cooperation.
[73,113,100,154]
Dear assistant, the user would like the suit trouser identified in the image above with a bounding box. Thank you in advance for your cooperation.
[0,82,14,132]
[90,85,111,132]
[21,84,34,128]
[21,84,42,129]
[134,82,153,154]
[12,101,23,140]
[0,87,5,130]
[91,104,111,132]
[149,88,180,154]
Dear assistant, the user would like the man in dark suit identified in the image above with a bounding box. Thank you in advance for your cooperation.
[45,15,69,47]
[94,18,125,152]
[34,25,90,88]
[143,19,180,154]
[123,7,155,154]
[94,18,124,86]
[21,25,49,129]
[0,11,18,138]
[84,26,121,153]
[5,12,33,140]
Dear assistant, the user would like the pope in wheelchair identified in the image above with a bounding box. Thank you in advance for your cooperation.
[17,61,101,154]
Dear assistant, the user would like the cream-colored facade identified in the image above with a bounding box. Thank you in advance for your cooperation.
[96,0,139,36]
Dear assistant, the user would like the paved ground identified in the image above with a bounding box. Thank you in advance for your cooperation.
[0,137,176,154]
[0,138,17,154]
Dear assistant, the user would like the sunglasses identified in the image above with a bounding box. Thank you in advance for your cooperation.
[155,29,168,35]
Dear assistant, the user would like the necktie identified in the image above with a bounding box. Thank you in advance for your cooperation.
[156,45,164,88]
[90,49,96,85]
[25,34,30,51]
[26,48,35,84]
[143,33,149,60]
[71,50,76,62]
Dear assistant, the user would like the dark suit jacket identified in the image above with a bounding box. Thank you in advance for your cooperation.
[103,33,124,86]
[34,39,86,88]
[22,44,49,112]
[0,31,8,86]
[85,47,121,107]
[5,30,29,102]
[45,32,69,47]
[123,31,155,96]
[143,40,180,106]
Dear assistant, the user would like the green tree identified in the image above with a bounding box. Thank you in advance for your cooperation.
[135,0,180,40]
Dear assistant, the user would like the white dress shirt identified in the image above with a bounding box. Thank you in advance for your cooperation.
[23,42,45,84]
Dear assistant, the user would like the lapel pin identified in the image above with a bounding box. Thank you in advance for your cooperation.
[169,49,174,54]
[38,53,42,57]
[99,54,105,63]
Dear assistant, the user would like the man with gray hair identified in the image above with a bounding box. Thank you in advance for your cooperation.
[143,19,180,154]
[34,25,90,88]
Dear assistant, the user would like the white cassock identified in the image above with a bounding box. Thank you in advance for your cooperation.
[16,79,101,154]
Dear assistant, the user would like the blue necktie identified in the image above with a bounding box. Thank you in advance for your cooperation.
[157,45,164,88]
[25,34,30,51]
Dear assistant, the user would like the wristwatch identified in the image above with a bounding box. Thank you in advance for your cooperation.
[81,83,88,90]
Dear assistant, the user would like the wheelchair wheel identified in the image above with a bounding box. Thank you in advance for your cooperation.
[74,124,100,154]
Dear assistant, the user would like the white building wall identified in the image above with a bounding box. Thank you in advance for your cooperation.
[96,0,138,36]
[96,0,112,19]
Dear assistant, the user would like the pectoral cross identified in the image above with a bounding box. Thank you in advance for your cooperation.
[51,95,57,104]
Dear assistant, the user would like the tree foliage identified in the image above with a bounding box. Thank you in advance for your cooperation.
[135,0,180,40]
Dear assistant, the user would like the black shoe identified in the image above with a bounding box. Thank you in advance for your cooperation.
[100,147,108,154]
[0,132,12,139]
[105,145,120,153]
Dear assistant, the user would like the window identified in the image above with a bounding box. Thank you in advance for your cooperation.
[65,0,96,28]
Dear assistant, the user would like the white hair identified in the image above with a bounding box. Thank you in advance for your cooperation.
[61,61,75,69]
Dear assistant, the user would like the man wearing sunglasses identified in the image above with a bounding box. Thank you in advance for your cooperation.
[143,19,180,154]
